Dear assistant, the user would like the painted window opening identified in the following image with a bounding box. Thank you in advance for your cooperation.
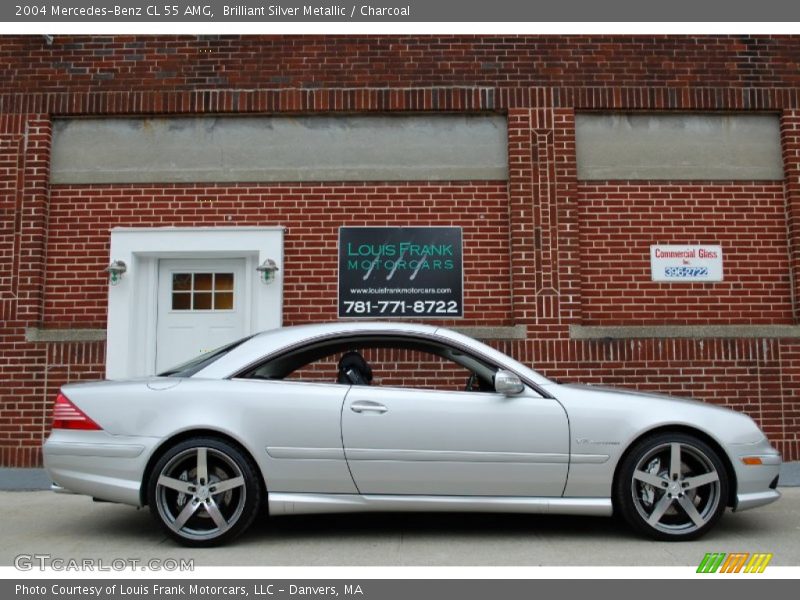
[171,272,235,311]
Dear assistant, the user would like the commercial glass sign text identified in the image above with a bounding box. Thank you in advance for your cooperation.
[650,245,723,282]
[338,227,463,318]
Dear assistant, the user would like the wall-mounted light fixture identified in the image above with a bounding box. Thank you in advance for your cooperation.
[104,260,127,286]
[256,258,280,284]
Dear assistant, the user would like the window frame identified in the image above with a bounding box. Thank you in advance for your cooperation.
[170,271,236,312]
[232,332,526,395]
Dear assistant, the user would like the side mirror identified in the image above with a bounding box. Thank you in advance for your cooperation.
[494,369,525,395]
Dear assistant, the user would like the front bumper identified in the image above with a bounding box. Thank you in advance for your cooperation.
[44,430,160,506]
[729,438,782,512]
[736,489,781,511]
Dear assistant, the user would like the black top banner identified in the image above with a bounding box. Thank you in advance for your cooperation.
[5,0,800,22]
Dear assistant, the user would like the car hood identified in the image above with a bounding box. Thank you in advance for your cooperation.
[550,382,709,408]
[545,382,767,446]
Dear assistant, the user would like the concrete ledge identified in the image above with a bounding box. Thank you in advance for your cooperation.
[25,324,800,342]
[0,468,51,491]
[570,324,800,340]
[452,325,528,340]
[25,325,525,343]
[25,327,106,343]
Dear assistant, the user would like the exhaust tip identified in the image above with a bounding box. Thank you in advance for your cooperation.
[50,483,74,494]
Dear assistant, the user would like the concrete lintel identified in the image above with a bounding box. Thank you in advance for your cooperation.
[25,327,107,343]
[570,324,800,340]
[451,325,528,340]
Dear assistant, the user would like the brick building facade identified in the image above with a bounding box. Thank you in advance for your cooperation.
[2,35,800,466]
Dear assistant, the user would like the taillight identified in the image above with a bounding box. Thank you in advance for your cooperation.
[52,392,102,431]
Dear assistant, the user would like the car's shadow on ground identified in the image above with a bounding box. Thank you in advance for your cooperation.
[239,507,779,544]
[249,511,631,541]
[40,496,781,552]
[35,499,628,544]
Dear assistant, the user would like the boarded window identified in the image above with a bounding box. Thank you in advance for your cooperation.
[51,115,508,184]
[575,114,783,180]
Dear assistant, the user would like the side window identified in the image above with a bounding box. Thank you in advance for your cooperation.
[285,346,494,392]
[242,336,503,392]
[365,348,475,391]
[286,356,338,383]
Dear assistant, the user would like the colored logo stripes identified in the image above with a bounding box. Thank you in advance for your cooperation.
[697,552,773,573]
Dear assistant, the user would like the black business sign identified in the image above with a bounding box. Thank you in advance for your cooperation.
[338,226,463,318]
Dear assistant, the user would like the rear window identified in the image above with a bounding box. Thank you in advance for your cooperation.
[158,335,255,377]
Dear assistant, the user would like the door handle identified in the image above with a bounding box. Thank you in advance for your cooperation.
[350,401,388,414]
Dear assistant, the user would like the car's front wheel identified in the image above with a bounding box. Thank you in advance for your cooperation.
[147,437,262,547]
[615,432,729,541]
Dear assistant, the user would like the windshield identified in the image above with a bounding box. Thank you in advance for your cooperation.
[158,335,255,377]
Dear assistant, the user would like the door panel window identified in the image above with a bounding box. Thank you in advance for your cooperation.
[171,272,236,311]
[287,348,474,391]
[241,335,498,393]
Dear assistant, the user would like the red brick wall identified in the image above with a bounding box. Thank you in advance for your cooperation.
[578,183,793,325]
[781,111,800,321]
[0,114,52,467]
[3,35,800,92]
[45,182,511,328]
[2,34,800,466]
[506,107,582,335]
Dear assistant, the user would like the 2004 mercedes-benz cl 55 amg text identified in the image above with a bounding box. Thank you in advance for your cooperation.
[44,322,781,546]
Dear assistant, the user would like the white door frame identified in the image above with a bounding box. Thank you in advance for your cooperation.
[106,227,284,379]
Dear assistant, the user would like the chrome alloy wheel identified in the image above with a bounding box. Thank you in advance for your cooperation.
[630,441,722,536]
[155,446,247,542]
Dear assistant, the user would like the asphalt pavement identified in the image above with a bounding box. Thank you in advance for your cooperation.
[0,467,798,567]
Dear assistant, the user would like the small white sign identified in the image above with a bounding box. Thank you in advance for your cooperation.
[650,245,723,282]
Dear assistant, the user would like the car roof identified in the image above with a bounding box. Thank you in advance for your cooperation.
[252,321,442,342]
[194,322,439,378]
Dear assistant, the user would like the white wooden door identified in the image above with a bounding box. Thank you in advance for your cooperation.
[156,258,247,373]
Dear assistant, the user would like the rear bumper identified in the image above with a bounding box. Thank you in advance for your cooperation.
[44,430,159,507]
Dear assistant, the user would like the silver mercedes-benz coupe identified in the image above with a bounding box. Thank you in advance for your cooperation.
[44,322,781,546]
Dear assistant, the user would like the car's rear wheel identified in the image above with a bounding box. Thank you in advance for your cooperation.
[147,437,262,547]
[615,432,729,541]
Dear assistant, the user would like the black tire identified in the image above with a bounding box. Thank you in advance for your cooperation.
[147,436,262,547]
[614,432,729,541]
